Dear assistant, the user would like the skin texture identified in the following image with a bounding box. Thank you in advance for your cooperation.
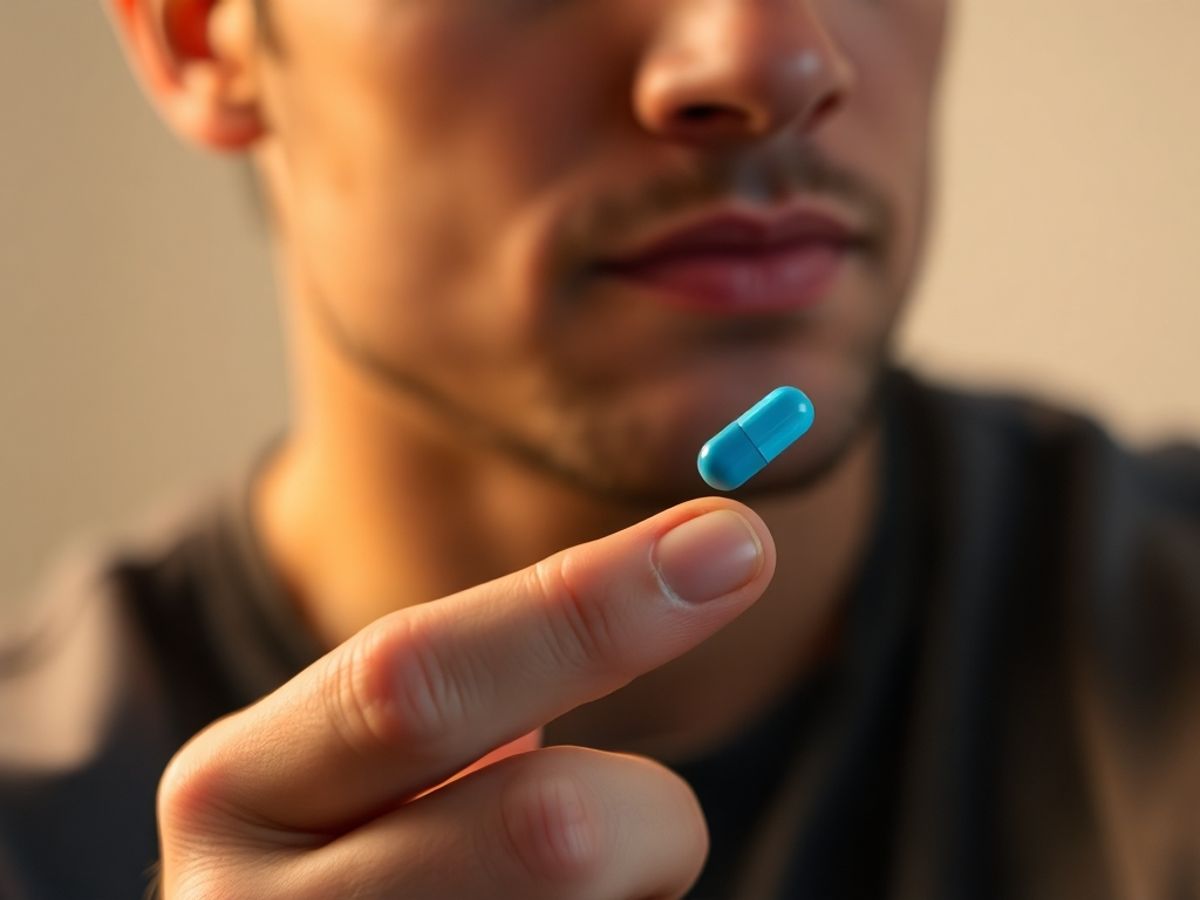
[255,0,943,502]
[106,0,950,896]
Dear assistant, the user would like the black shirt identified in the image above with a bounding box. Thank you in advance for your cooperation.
[3,369,1199,899]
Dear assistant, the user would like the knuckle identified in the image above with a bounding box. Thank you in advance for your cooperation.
[531,555,623,677]
[318,631,395,758]
[389,619,471,747]
[319,616,467,756]
[156,727,232,836]
[157,744,198,821]
[156,740,258,900]
[498,768,607,886]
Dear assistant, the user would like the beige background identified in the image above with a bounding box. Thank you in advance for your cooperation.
[2,1,1198,610]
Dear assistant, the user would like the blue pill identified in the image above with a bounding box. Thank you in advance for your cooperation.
[697,387,815,491]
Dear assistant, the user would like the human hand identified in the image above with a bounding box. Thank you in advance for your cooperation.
[156,499,775,899]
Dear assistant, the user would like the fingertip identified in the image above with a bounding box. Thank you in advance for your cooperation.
[657,498,777,580]
[719,500,776,581]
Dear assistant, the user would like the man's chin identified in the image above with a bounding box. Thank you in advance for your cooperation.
[594,424,876,506]
[528,359,888,506]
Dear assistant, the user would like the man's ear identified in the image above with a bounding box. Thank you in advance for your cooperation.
[105,0,266,152]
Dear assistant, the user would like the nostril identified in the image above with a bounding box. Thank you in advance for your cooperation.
[672,103,753,138]
[678,104,725,123]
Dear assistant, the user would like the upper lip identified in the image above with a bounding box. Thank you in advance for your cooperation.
[596,201,867,268]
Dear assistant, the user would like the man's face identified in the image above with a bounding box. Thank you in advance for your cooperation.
[256,0,948,501]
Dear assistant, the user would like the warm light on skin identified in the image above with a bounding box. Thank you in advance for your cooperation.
[239,0,949,501]
[109,0,951,753]
[110,0,948,501]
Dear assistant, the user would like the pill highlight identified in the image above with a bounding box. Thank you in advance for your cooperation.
[697,387,815,491]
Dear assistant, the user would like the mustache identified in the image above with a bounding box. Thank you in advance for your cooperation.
[558,145,895,274]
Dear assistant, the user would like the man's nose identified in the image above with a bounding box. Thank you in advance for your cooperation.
[633,0,854,145]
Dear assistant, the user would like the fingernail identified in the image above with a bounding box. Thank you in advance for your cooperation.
[653,510,763,605]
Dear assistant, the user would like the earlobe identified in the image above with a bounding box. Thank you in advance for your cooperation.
[106,0,266,153]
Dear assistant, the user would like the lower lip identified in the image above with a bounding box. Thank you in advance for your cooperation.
[595,241,850,315]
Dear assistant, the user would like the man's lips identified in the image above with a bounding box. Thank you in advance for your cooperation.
[596,241,850,314]
[590,208,868,315]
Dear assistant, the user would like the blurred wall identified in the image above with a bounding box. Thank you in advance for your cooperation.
[900,1,1200,438]
[2,1,1198,610]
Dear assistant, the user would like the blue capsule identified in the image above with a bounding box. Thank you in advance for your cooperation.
[697,387,815,491]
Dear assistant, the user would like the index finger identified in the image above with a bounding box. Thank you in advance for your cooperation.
[166,498,774,835]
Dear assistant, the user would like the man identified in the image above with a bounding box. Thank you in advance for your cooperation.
[2,0,1198,897]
